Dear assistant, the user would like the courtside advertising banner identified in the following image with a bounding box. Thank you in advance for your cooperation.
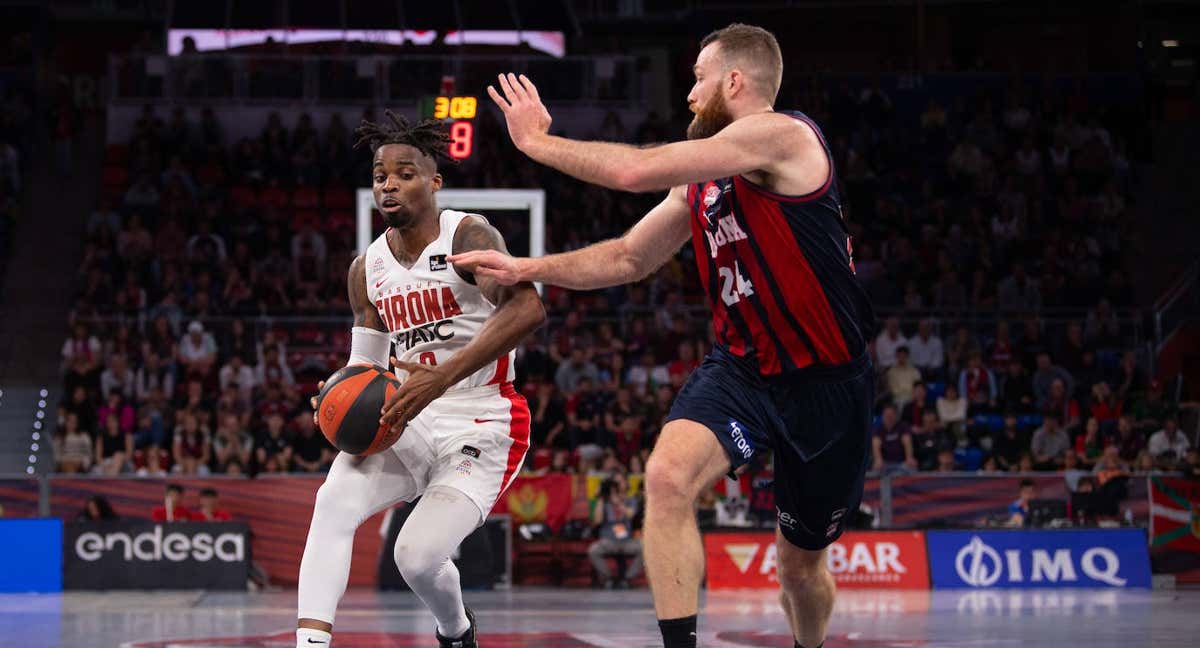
[0,519,63,592]
[704,530,930,589]
[926,529,1151,589]
[64,521,250,590]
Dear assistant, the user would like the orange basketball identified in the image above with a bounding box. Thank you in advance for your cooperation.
[315,363,402,455]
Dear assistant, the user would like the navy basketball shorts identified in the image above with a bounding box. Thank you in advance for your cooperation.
[666,346,874,550]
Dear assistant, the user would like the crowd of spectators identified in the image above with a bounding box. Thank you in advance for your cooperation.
[870,313,1194,482]
[55,59,1187,489]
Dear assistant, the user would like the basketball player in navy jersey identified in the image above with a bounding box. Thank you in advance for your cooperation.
[452,24,874,648]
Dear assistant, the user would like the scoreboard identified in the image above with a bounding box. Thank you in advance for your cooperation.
[421,95,477,160]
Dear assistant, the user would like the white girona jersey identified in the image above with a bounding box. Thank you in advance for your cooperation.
[365,209,516,390]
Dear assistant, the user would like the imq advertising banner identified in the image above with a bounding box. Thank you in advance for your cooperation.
[926,529,1151,589]
[64,521,249,590]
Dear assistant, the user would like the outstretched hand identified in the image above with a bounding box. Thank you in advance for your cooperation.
[379,357,453,435]
[447,249,527,286]
[487,73,552,152]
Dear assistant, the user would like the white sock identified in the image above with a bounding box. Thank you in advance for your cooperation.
[393,486,481,639]
[296,627,331,647]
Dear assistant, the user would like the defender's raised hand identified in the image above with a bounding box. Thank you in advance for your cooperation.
[447,249,528,286]
[487,73,552,152]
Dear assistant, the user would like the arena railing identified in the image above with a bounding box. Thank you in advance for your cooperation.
[2,471,1174,532]
[108,53,643,106]
[1153,259,1199,358]
[70,306,1149,364]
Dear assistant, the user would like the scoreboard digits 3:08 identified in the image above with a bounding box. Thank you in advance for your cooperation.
[424,96,477,160]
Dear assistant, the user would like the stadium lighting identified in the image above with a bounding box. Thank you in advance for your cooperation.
[1163,39,1180,47]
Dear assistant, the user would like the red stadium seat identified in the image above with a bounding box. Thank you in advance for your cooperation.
[196,162,225,187]
[292,186,320,210]
[292,211,321,230]
[324,210,354,234]
[105,144,129,165]
[101,165,129,190]
[260,185,289,209]
[229,185,259,209]
[324,188,354,209]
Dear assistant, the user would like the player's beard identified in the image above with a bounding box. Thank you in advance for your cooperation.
[381,206,416,231]
[687,90,733,140]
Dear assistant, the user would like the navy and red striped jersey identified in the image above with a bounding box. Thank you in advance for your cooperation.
[685,111,874,375]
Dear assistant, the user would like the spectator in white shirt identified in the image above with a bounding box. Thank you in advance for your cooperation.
[219,353,257,401]
[874,317,908,370]
[256,345,295,387]
[907,318,944,377]
[99,353,136,401]
[62,323,102,373]
[178,320,218,377]
[136,351,175,403]
[1148,418,1190,464]
[625,351,670,397]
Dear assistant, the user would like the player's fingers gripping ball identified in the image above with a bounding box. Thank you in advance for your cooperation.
[315,364,403,455]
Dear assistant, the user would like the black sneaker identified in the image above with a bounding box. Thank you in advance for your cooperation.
[436,606,478,648]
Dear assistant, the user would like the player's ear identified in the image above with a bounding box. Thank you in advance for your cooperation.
[727,68,745,97]
[431,173,443,192]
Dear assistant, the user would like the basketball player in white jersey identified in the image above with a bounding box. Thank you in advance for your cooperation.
[295,112,545,648]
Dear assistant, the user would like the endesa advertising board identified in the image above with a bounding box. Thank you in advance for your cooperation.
[63,521,250,590]
[925,529,1151,589]
[704,530,929,589]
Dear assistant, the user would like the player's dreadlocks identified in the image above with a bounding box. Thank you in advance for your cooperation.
[353,109,454,164]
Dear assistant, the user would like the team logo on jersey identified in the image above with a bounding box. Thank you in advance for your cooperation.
[397,320,455,350]
[375,287,463,332]
[703,184,721,208]
[429,254,448,271]
[371,256,386,274]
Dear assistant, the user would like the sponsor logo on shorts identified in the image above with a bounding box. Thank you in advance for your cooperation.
[461,445,481,458]
[827,507,848,537]
[429,254,448,271]
[777,508,798,532]
[729,420,753,459]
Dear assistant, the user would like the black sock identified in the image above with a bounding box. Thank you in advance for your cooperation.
[658,615,697,648]
[795,642,823,648]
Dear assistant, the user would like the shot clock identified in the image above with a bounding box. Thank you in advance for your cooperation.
[421,95,477,160]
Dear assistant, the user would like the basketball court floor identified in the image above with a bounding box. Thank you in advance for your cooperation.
[4,587,1197,647]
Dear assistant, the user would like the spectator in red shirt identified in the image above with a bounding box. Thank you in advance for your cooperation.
[1042,378,1081,431]
[1113,416,1143,462]
[987,321,1015,372]
[1088,381,1123,432]
[151,483,192,522]
[667,341,700,388]
[957,352,997,415]
[191,487,232,521]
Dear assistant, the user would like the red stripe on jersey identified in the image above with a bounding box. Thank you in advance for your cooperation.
[487,353,510,385]
[498,383,530,493]
[735,177,851,364]
[689,189,747,355]
[730,236,814,371]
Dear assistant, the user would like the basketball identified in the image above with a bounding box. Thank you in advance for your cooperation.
[315,363,403,456]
